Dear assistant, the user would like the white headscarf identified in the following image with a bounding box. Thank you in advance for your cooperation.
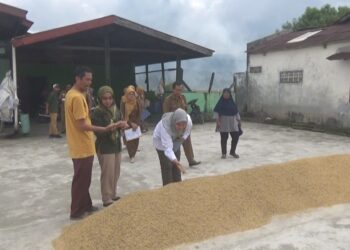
[162,108,188,140]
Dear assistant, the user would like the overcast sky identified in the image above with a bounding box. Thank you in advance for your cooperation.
[3,0,349,89]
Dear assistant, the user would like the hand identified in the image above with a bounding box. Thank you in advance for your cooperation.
[113,121,128,129]
[216,120,221,128]
[116,121,129,129]
[174,161,186,174]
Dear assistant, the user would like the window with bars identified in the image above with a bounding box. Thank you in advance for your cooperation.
[280,70,303,84]
[249,66,262,73]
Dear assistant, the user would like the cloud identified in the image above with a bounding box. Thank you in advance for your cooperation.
[3,0,348,89]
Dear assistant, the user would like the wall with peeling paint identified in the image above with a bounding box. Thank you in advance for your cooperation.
[247,41,350,128]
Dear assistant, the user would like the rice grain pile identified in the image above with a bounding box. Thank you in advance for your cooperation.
[53,154,350,250]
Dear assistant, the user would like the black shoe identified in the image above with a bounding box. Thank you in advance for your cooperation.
[230,153,239,158]
[70,212,88,220]
[112,196,121,201]
[189,160,201,167]
[103,202,113,207]
[53,134,62,138]
[49,135,54,138]
[87,206,99,214]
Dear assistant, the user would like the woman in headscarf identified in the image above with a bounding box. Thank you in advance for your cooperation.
[214,88,242,159]
[120,85,142,163]
[91,86,129,207]
[153,108,191,186]
[136,86,149,133]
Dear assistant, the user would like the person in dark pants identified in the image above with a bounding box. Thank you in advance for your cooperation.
[162,82,201,167]
[214,88,242,159]
[65,66,117,220]
[120,85,142,163]
[153,108,191,185]
[46,83,61,138]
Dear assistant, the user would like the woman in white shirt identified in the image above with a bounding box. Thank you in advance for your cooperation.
[153,108,192,185]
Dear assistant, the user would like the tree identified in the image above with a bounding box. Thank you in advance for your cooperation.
[281,4,350,31]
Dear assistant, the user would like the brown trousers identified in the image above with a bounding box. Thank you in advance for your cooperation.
[49,113,59,135]
[123,137,139,158]
[97,153,121,204]
[60,107,65,132]
[156,149,181,186]
[71,156,94,217]
[182,135,195,164]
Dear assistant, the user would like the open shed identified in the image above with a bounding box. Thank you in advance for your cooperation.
[10,15,214,116]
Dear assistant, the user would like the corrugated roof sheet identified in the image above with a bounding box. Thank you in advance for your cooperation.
[247,16,350,54]
[0,2,33,38]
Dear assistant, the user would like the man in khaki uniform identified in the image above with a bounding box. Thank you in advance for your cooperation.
[46,83,62,138]
[163,81,201,167]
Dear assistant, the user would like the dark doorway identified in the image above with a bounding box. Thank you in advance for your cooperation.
[18,76,48,117]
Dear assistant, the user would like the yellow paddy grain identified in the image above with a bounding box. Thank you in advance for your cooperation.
[53,154,350,250]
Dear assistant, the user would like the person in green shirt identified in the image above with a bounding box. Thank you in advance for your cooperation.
[46,83,61,138]
[92,86,129,207]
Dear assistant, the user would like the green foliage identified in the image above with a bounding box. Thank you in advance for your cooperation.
[281,4,350,31]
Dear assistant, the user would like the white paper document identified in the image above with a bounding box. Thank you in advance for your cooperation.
[124,126,142,141]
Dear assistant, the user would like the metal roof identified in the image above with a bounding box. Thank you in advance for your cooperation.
[0,2,33,39]
[247,13,350,55]
[11,15,214,66]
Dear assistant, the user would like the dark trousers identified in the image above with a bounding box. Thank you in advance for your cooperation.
[71,156,94,217]
[220,132,239,155]
[156,149,181,186]
[123,137,139,158]
[182,135,195,164]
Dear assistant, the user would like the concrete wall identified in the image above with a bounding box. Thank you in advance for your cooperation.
[183,91,221,113]
[248,41,350,128]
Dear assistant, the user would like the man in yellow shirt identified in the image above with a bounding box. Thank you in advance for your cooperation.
[65,66,116,220]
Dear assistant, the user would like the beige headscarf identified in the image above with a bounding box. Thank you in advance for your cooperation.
[122,85,137,121]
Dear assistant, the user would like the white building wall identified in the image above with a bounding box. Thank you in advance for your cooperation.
[248,41,350,128]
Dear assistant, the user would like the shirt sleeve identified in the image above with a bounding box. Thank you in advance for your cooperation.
[159,124,177,161]
[236,112,241,121]
[182,114,192,140]
[162,97,170,113]
[72,96,87,120]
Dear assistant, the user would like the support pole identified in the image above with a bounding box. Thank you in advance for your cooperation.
[104,34,111,85]
[161,62,165,83]
[145,65,149,92]
[208,72,215,93]
[11,45,19,131]
[176,58,181,82]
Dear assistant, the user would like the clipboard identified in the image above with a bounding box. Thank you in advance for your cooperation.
[124,126,142,141]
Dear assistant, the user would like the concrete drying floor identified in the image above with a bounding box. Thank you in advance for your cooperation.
[1,121,350,250]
